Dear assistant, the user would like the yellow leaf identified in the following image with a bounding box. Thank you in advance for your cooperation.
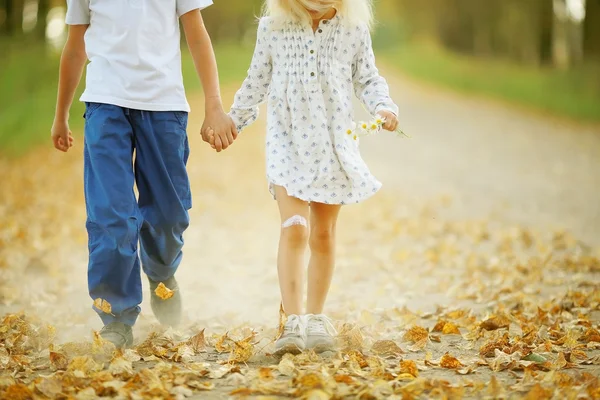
[229,332,256,364]
[258,367,274,380]
[187,328,206,354]
[277,355,296,376]
[480,314,511,331]
[49,350,68,371]
[154,282,174,300]
[93,298,112,314]
[440,353,464,369]
[215,332,232,353]
[399,359,418,377]
[524,383,553,400]
[3,384,34,400]
[67,356,103,376]
[371,340,404,356]
[442,322,461,335]
[403,326,428,343]
[276,302,286,340]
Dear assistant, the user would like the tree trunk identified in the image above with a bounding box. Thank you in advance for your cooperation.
[6,0,24,36]
[538,0,553,64]
[35,0,49,40]
[584,0,600,61]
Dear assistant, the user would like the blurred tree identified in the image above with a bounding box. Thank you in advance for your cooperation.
[202,0,262,42]
[35,0,49,40]
[584,0,600,60]
[5,0,24,36]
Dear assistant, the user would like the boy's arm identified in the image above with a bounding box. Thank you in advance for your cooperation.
[352,25,399,131]
[51,24,88,152]
[181,9,237,152]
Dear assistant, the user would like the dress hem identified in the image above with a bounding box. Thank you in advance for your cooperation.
[267,180,382,205]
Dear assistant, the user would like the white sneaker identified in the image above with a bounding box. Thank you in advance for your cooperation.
[274,314,306,355]
[305,314,337,352]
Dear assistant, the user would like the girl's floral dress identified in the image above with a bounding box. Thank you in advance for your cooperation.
[229,15,398,204]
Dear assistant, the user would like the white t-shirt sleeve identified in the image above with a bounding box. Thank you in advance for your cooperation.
[176,0,213,17]
[65,0,90,25]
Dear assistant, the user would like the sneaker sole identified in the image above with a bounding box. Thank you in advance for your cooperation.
[274,343,304,356]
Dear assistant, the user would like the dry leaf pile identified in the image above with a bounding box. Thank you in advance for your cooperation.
[1,108,599,398]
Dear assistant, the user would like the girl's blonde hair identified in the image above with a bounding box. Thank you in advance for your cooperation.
[263,0,374,29]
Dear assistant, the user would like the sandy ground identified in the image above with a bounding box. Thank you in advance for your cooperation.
[1,69,599,399]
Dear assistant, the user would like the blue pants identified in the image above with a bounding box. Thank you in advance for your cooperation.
[84,103,191,326]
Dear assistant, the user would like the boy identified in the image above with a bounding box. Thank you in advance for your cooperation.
[51,0,237,348]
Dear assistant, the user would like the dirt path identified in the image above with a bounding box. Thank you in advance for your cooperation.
[1,71,599,399]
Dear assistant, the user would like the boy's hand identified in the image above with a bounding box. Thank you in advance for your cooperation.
[201,108,238,152]
[51,119,74,152]
[379,110,399,132]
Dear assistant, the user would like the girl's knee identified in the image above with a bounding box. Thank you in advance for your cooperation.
[281,215,309,247]
[309,225,335,252]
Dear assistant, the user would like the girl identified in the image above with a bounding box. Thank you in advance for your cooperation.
[226,0,399,353]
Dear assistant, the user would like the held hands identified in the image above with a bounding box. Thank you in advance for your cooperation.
[201,105,238,152]
[51,119,74,152]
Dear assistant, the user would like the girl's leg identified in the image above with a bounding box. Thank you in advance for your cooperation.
[307,202,342,314]
[274,185,310,315]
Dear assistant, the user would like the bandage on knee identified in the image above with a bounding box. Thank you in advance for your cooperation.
[282,215,307,228]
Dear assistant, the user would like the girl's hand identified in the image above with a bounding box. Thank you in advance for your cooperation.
[378,111,399,132]
[201,107,238,152]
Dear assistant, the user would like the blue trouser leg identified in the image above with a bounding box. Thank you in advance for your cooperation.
[131,110,191,283]
[84,103,142,326]
[84,104,191,327]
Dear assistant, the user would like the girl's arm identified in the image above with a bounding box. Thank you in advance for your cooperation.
[228,18,273,133]
[352,25,399,125]
[181,8,238,152]
[51,24,88,152]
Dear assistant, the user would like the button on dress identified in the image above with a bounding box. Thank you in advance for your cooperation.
[229,15,398,204]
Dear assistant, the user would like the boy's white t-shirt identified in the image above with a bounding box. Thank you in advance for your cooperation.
[66,0,212,112]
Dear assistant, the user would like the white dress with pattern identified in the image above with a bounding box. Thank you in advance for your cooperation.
[229,15,398,204]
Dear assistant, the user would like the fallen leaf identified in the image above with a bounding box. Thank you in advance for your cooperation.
[442,322,461,335]
[371,340,404,357]
[49,350,68,371]
[481,313,511,331]
[215,332,232,353]
[403,326,429,343]
[35,377,62,398]
[258,367,274,380]
[408,337,428,352]
[399,359,419,377]
[486,375,506,398]
[3,384,33,400]
[334,374,355,384]
[93,298,112,314]
[187,329,206,354]
[277,355,296,376]
[108,350,133,377]
[524,383,553,400]
[523,353,547,363]
[440,353,464,369]
[337,323,364,350]
[229,332,255,364]
[67,356,103,376]
[276,302,286,340]
[154,283,174,300]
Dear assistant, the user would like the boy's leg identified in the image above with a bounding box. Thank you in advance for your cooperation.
[84,103,142,333]
[131,110,191,326]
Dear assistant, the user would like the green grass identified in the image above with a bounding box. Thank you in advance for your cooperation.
[0,43,252,158]
[380,43,600,123]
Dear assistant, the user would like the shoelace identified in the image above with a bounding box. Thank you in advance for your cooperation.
[306,314,337,336]
[283,315,303,335]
